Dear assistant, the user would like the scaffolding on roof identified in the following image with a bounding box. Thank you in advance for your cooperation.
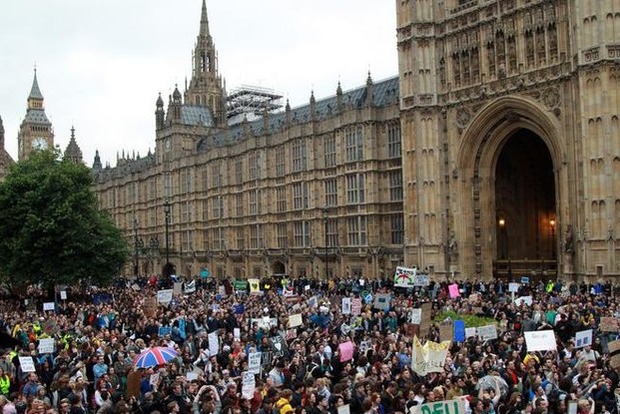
[226,85,283,125]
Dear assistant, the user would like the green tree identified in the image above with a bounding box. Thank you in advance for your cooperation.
[0,150,129,290]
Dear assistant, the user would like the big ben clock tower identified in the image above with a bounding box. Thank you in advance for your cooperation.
[18,69,54,161]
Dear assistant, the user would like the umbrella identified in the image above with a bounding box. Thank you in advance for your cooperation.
[477,375,508,395]
[133,346,178,369]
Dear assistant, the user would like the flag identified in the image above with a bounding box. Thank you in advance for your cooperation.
[184,280,196,294]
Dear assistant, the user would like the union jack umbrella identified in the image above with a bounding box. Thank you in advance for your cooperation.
[133,346,179,369]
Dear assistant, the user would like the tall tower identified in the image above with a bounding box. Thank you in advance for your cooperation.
[184,0,227,127]
[18,69,54,161]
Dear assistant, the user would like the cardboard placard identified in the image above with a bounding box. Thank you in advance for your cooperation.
[600,317,620,332]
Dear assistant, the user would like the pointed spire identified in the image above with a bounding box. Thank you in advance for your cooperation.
[199,0,210,37]
[366,70,373,87]
[64,125,83,164]
[0,115,4,147]
[93,150,102,170]
[29,68,44,100]
[336,81,343,96]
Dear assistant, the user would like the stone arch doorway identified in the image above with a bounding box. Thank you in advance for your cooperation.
[271,261,286,275]
[455,95,563,280]
[494,129,557,280]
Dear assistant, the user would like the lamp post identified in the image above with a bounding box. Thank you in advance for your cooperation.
[550,218,556,260]
[164,199,171,276]
[149,236,159,274]
[133,219,140,276]
[323,208,329,279]
[498,218,506,260]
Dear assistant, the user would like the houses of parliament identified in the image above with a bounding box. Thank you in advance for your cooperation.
[2,0,619,281]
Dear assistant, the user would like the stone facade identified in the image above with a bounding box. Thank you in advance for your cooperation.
[0,116,15,180]
[397,0,620,280]
[93,1,404,280]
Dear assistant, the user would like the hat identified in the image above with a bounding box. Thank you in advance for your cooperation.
[222,345,231,352]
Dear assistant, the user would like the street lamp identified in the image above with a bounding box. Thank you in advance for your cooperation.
[498,218,506,260]
[164,199,171,277]
[549,218,556,260]
[323,208,329,278]
[133,218,141,277]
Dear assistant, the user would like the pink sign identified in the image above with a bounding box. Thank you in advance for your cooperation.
[339,341,354,362]
[351,298,362,316]
[448,283,460,298]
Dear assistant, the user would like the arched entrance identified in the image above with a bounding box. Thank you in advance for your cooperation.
[494,129,557,280]
[271,261,286,275]
[455,95,563,280]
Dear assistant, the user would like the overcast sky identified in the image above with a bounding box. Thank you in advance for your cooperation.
[0,1,398,166]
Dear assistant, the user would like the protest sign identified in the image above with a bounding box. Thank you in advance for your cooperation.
[339,341,354,362]
[38,338,55,353]
[270,335,287,357]
[143,297,158,317]
[412,338,451,375]
[411,308,422,324]
[248,352,262,374]
[420,302,433,335]
[373,293,391,310]
[60,291,67,300]
[439,322,453,342]
[184,280,196,294]
[233,328,241,342]
[186,372,198,381]
[288,313,303,328]
[465,327,477,338]
[600,317,620,332]
[477,325,498,341]
[414,273,430,286]
[409,399,466,414]
[514,296,533,306]
[157,289,173,304]
[608,340,620,369]
[453,320,466,342]
[337,405,351,414]
[524,330,557,352]
[241,372,255,400]
[149,372,160,386]
[351,298,362,316]
[394,266,417,288]
[248,278,261,294]
[173,282,183,295]
[208,332,219,356]
[574,329,593,349]
[43,302,55,311]
[448,284,460,298]
[342,298,351,314]
[19,357,36,372]
[508,283,520,293]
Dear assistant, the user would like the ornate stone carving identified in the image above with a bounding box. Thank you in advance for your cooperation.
[456,107,472,128]
[542,87,561,109]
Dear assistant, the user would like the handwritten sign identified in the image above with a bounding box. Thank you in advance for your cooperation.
[43,302,55,311]
[19,357,36,373]
[575,329,593,349]
[448,284,460,298]
[409,399,466,414]
[477,325,498,341]
[524,330,557,352]
[248,352,262,375]
[508,283,520,293]
[339,341,354,362]
[38,338,55,354]
[411,308,422,324]
[351,298,362,316]
[241,372,255,400]
[288,313,303,328]
[600,317,620,332]
[157,289,173,304]
[342,298,351,314]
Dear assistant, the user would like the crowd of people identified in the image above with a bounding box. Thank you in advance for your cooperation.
[0,276,619,414]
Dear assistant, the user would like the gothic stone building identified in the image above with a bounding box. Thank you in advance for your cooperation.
[397,0,620,280]
[93,1,404,280]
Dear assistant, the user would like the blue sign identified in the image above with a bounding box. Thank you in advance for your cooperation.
[454,320,466,342]
[521,276,530,284]
[200,268,210,278]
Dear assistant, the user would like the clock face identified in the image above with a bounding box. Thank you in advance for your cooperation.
[32,137,48,150]
[165,138,171,150]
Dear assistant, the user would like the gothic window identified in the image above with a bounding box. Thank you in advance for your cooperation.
[391,214,404,244]
[387,122,401,158]
[292,140,307,172]
[536,27,547,64]
[236,227,245,250]
[462,50,470,84]
[235,160,243,185]
[248,152,260,181]
[324,134,336,167]
[471,47,480,83]
[277,223,288,248]
[389,171,403,201]
[487,41,496,77]
[293,221,310,247]
[276,187,287,212]
[507,35,517,73]
[346,173,366,204]
[452,54,461,87]
[325,178,338,207]
[293,182,309,210]
[345,126,364,162]
[347,216,367,246]
[275,146,286,177]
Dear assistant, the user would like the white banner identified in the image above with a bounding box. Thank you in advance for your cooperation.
[43,302,55,311]
[38,338,55,354]
[412,337,450,375]
[575,329,593,349]
[248,352,262,375]
[409,399,466,414]
[514,295,533,306]
[477,325,498,341]
[241,372,255,400]
[394,266,417,287]
[524,330,557,352]
[342,298,351,315]
[19,357,36,372]
[288,313,303,328]
[157,289,173,304]
[208,332,219,356]
[508,283,520,293]
[184,280,196,294]
[411,308,422,324]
